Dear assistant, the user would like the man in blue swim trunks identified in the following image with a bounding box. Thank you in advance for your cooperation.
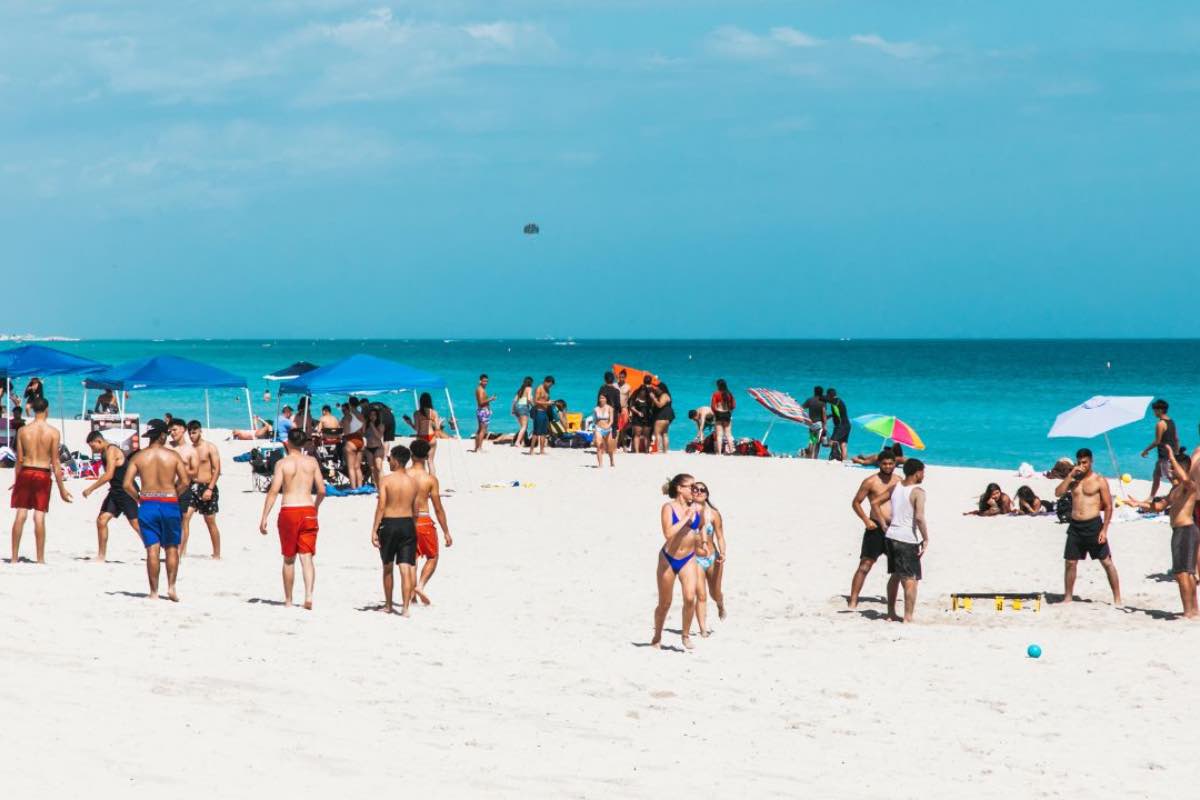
[123,419,190,601]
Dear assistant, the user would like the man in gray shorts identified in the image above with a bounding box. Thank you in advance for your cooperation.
[1130,445,1197,618]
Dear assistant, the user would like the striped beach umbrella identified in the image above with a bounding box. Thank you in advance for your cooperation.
[747,387,811,444]
[853,414,926,450]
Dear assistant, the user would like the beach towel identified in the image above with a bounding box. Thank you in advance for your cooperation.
[323,483,377,497]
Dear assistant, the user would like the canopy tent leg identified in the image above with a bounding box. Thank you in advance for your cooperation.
[244,388,255,433]
[204,389,211,430]
[444,387,461,440]
[5,377,11,445]
[57,376,65,438]
[81,386,88,420]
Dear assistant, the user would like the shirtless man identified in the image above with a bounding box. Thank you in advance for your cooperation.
[846,450,902,609]
[407,438,452,604]
[687,406,713,444]
[182,420,221,559]
[529,375,555,455]
[167,418,197,537]
[123,420,189,600]
[472,374,496,453]
[259,427,325,609]
[372,444,421,615]
[82,431,140,561]
[1054,447,1121,605]
[10,397,72,563]
[1129,445,1197,618]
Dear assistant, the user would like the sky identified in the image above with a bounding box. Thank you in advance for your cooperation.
[2,1,1199,339]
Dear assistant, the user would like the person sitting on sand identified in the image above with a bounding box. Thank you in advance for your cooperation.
[1014,485,1055,515]
[1044,458,1074,480]
[318,405,341,437]
[964,483,1012,516]
[230,416,273,440]
[853,443,906,466]
[692,481,726,636]
[652,473,703,651]
[1125,445,1197,618]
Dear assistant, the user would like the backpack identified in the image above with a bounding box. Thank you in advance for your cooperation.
[1054,492,1072,523]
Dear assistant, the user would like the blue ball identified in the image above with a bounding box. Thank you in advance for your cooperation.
[1027,644,1042,659]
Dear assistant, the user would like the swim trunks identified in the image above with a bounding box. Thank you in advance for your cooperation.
[884,538,922,580]
[277,505,318,558]
[11,466,51,512]
[416,514,438,559]
[188,482,219,516]
[1064,516,1110,561]
[177,485,194,514]
[1155,458,1174,483]
[101,488,139,520]
[476,406,492,424]
[377,517,417,565]
[138,497,182,548]
[713,410,732,424]
[860,527,886,560]
[1170,525,1198,574]
[532,409,549,436]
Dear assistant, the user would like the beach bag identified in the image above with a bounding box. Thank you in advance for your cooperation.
[1055,493,1072,523]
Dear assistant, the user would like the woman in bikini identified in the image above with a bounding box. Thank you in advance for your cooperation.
[415,392,441,476]
[652,473,703,650]
[593,393,615,468]
[512,377,533,448]
[710,378,735,456]
[341,399,366,489]
[692,481,727,636]
[363,405,386,486]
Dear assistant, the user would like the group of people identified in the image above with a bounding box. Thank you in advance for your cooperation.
[7,396,454,615]
[964,483,1057,516]
[799,385,851,460]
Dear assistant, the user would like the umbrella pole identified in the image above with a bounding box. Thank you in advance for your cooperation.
[444,387,461,440]
[762,419,775,444]
[1103,432,1127,499]
[245,388,254,433]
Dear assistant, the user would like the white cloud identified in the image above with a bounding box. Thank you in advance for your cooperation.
[706,25,822,60]
[770,27,821,48]
[850,33,939,61]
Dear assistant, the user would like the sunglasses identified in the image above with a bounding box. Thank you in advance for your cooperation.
[693,486,708,494]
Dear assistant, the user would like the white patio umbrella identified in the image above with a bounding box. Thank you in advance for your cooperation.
[1047,395,1152,483]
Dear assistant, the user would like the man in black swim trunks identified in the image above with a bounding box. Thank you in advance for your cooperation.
[82,431,141,562]
[1140,398,1180,503]
[372,445,421,616]
[826,387,850,462]
[1054,447,1121,605]
[847,450,901,609]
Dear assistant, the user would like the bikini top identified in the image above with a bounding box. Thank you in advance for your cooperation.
[671,505,701,531]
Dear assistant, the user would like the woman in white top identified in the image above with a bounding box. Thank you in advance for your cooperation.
[341,399,366,489]
[592,393,615,468]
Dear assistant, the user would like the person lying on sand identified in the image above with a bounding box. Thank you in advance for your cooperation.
[1014,485,1055,515]
[964,483,1012,516]
[853,443,905,466]
[230,416,273,441]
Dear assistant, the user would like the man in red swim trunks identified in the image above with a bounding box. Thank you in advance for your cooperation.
[259,427,325,609]
[406,437,452,605]
[11,396,72,564]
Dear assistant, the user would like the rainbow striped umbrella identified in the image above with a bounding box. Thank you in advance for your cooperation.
[853,414,925,450]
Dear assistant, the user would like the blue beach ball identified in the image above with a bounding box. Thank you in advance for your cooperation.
[1027,644,1042,659]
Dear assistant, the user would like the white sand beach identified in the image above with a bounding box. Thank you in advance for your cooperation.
[2,422,1194,798]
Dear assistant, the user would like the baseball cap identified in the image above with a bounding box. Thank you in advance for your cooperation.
[144,418,168,437]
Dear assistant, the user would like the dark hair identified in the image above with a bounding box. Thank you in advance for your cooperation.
[979,483,1002,512]
[1178,453,1192,472]
[479,374,488,381]
[389,444,411,466]
[657,382,670,395]
[419,392,434,412]
[554,399,566,411]
[186,420,202,432]
[604,371,615,383]
[522,376,533,388]
[1076,448,1093,461]
[410,437,431,459]
[597,392,610,404]
[286,427,308,447]
[321,405,331,413]
[878,450,896,463]
[282,405,293,413]
[813,385,823,396]
[687,409,697,420]
[891,443,904,457]
[146,426,168,444]
[661,473,694,498]
[29,396,48,414]
[1015,485,1036,504]
[715,378,732,406]
[544,375,555,384]
[168,418,185,430]
[86,431,105,444]
[1152,398,1168,411]
[902,458,924,477]
[693,482,719,512]
[826,387,838,398]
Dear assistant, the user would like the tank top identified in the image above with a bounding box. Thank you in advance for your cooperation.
[110,448,131,496]
[1157,418,1179,459]
[885,483,920,544]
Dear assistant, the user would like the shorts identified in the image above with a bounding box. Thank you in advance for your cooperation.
[416,515,439,559]
[178,485,194,514]
[277,505,319,559]
[378,517,417,565]
[884,538,922,580]
[1064,516,1110,561]
[832,425,851,444]
[713,411,732,424]
[1170,525,1198,574]
[138,497,182,548]
[1156,458,1174,483]
[11,466,51,512]
[476,407,492,425]
[101,489,139,520]
[617,409,629,430]
[532,410,549,436]
[808,424,823,446]
[860,527,886,560]
[188,482,219,516]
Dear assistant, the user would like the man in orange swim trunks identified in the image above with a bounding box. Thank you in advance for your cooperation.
[406,438,452,604]
[259,427,325,609]
[10,396,72,564]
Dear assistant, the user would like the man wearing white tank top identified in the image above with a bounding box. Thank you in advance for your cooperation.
[882,459,929,622]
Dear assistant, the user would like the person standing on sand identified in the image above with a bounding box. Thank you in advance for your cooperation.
[258,428,325,609]
[616,370,632,449]
[846,450,902,609]
[628,377,654,453]
[1140,398,1179,502]
[123,420,189,601]
[802,386,826,459]
[826,387,850,461]
[1054,447,1121,605]
[10,396,72,564]
[879,458,928,623]
[82,431,140,562]
[598,371,622,438]
[652,473,703,650]
[407,438,452,605]
[593,393,616,467]
[472,374,496,453]
[710,379,735,455]
[167,418,196,535]
[1128,445,1197,618]
[529,376,554,455]
[372,444,420,616]
[692,481,727,635]
[650,382,675,454]
[181,420,221,559]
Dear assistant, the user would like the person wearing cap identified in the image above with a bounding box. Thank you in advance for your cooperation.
[122,419,190,601]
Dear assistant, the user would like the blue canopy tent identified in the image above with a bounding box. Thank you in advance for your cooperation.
[0,344,110,439]
[83,355,253,430]
[278,353,458,438]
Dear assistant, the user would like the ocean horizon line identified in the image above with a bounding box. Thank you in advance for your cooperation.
[14,336,1200,344]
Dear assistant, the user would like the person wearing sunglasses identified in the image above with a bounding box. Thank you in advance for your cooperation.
[652,473,703,650]
[691,482,727,636]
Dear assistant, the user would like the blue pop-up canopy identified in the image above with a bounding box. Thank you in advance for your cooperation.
[83,355,252,429]
[0,344,109,378]
[278,354,446,395]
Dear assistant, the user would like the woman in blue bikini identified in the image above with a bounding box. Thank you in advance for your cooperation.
[511,377,533,448]
[692,482,727,637]
[652,473,703,650]
[593,393,615,468]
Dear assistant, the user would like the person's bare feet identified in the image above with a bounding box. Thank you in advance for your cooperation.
[700,629,711,638]
[681,636,694,650]
[93,555,105,563]
[717,602,726,619]
[650,635,662,649]
[414,587,431,605]
[167,589,179,602]
[401,608,411,618]
[886,612,902,622]
[149,592,158,601]
[303,600,313,610]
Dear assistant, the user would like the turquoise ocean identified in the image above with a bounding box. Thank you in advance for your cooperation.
[12,339,1200,479]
